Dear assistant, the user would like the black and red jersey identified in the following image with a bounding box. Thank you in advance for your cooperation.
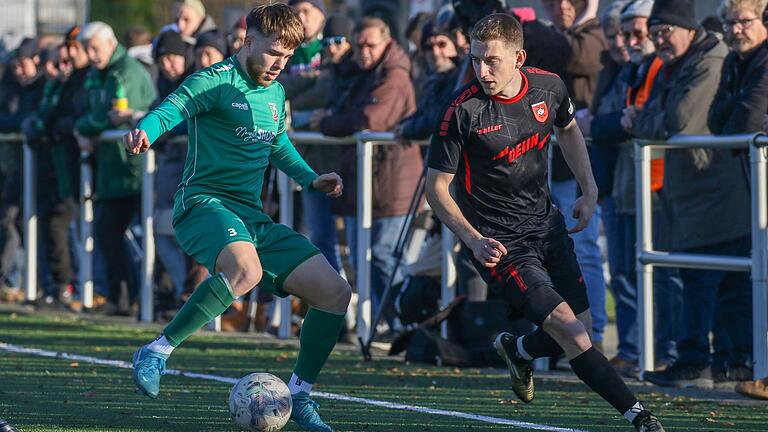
[428,66,575,242]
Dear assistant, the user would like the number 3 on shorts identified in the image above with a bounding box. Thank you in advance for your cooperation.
[228,228,237,237]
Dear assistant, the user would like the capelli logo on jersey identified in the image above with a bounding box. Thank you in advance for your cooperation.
[231,102,250,110]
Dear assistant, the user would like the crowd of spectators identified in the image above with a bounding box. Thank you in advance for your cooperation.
[0,0,766,400]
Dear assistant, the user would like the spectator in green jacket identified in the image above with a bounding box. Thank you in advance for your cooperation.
[74,21,157,315]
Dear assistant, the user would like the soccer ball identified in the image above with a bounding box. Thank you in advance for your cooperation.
[229,373,292,432]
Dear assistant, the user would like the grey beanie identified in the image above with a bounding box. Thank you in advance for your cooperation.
[622,0,655,21]
[601,0,633,32]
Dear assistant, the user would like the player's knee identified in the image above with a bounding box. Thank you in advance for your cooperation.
[322,279,352,313]
[542,303,586,339]
[231,264,263,297]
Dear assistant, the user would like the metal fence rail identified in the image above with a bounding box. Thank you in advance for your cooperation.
[635,134,768,380]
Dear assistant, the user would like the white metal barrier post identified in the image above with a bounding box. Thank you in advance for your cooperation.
[140,148,156,322]
[277,171,294,339]
[355,137,374,342]
[634,142,654,375]
[440,225,456,339]
[751,136,768,378]
[22,135,37,302]
[79,151,94,308]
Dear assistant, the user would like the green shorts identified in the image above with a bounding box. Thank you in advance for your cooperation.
[173,195,320,297]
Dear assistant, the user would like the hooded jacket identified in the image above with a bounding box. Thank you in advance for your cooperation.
[634,29,747,250]
[319,41,421,217]
[75,44,157,200]
[551,0,607,182]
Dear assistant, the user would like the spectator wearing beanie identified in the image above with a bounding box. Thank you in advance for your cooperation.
[0,38,45,294]
[195,30,227,69]
[625,0,750,389]
[709,0,768,397]
[154,30,193,100]
[541,0,610,353]
[394,16,460,141]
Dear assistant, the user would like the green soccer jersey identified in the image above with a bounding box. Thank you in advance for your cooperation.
[138,56,318,222]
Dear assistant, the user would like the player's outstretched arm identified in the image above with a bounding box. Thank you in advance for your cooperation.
[123,128,150,154]
[555,119,598,234]
[425,168,507,267]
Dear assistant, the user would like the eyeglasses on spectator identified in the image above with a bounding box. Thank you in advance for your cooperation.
[322,36,346,47]
[721,16,761,33]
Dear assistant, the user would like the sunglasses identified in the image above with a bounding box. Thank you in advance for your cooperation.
[322,36,346,47]
[422,40,449,51]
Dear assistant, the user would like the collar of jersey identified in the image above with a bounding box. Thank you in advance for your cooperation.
[490,71,529,105]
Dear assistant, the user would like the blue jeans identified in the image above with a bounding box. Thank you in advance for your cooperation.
[344,215,407,325]
[155,235,188,298]
[302,190,341,272]
[677,236,752,369]
[551,179,607,342]
[601,197,639,360]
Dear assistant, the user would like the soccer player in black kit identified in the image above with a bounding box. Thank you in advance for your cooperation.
[426,14,665,432]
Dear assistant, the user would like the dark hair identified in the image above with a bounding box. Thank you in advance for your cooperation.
[470,13,523,49]
[245,3,304,50]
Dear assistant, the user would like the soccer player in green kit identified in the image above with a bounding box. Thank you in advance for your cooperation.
[124,5,349,431]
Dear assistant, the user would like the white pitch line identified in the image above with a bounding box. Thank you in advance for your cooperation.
[0,342,588,432]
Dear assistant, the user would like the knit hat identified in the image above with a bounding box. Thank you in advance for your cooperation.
[13,38,38,59]
[179,0,205,18]
[195,30,227,56]
[622,0,655,21]
[420,17,458,51]
[649,0,698,30]
[323,14,353,40]
[601,0,632,32]
[64,25,82,42]
[288,0,327,17]
[154,30,188,59]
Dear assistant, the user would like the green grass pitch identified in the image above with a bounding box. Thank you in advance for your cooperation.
[0,311,765,431]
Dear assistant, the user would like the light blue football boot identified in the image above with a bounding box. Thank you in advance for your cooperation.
[132,346,169,399]
[290,391,333,432]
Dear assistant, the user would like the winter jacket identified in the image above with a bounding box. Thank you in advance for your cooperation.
[634,29,746,250]
[319,41,421,218]
[399,65,461,140]
[552,17,607,182]
[0,74,44,175]
[74,44,157,200]
[49,66,89,201]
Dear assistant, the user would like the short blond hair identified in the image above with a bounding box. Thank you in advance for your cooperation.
[353,17,392,41]
[719,0,768,19]
[471,13,523,49]
[246,3,304,50]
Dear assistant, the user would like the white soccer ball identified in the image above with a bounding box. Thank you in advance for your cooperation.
[229,373,292,432]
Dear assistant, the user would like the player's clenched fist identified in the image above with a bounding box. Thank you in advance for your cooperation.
[311,172,343,198]
[124,128,150,154]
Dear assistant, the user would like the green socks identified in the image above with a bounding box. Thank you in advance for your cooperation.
[292,307,346,385]
[162,274,236,347]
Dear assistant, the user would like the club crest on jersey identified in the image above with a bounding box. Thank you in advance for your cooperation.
[268,102,278,121]
[531,101,549,123]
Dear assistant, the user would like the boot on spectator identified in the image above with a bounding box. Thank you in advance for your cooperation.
[736,377,768,400]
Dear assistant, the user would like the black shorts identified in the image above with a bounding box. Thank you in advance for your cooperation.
[470,233,589,326]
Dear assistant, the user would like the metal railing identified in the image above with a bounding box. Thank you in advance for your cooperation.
[635,134,768,379]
